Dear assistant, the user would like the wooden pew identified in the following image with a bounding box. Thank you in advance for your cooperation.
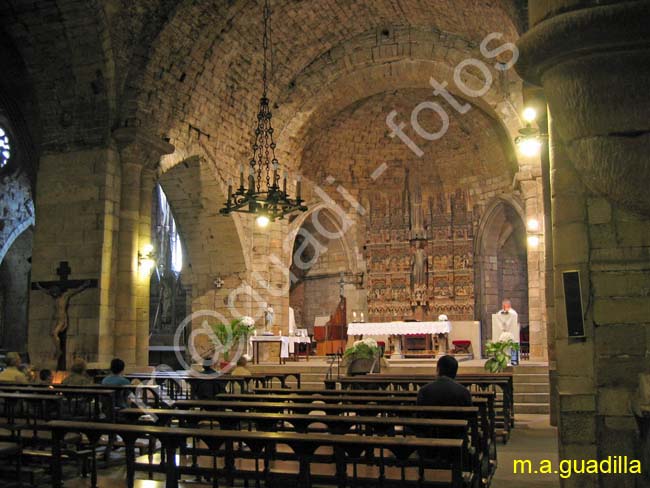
[121,407,468,437]
[0,386,116,421]
[329,375,513,440]
[214,392,495,483]
[173,398,488,486]
[49,420,467,488]
[341,373,514,427]
[120,407,476,486]
[0,392,92,483]
[252,388,499,448]
[93,371,301,399]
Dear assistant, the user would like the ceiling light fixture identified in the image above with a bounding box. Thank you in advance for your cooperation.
[219,0,307,225]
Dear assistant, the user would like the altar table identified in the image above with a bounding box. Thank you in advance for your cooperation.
[347,321,452,357]
[347,321,451,336]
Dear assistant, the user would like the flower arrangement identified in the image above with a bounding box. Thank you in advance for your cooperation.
[484,339,520,373]
[343,338,380,361]
[342,338,383,374]
[210,317,255,362]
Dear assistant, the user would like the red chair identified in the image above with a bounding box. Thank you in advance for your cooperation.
[452,340,472,355]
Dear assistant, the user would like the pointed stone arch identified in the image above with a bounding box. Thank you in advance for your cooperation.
[474,195,529,352]
[159,155,248,323]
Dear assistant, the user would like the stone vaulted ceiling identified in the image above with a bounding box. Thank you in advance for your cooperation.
[0,0,522,178]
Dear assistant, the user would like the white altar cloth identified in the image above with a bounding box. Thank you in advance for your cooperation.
[347,321,451,336]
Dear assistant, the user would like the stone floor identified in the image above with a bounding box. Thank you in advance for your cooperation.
[492,414,560,488]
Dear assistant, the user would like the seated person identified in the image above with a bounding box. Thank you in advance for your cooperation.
[101,358,131,409]
[38,369,53,386]
[417,355,472,407]
[0,352,28,384]
[230,356,251,376]
[101,358,131,386]
[192,356,224,400]
[62,358,94,386]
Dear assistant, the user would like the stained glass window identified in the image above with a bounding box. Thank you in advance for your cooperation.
[0,128,10,169]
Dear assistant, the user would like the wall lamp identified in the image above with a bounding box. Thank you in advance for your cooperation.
[138,244,156,276]
[515,107,548,158]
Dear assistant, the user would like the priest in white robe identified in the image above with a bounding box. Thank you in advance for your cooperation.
[493,299,519,343]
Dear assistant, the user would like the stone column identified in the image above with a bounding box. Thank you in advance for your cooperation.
[28,147,121,369]
[113,128,173,368]
[518,163,547,361]
[113,161,142,367]
[518,5,650,485]
[136,168,156,366]
[549,114,598,488]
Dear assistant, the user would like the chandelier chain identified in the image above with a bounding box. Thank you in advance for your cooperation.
[219,0,307,223]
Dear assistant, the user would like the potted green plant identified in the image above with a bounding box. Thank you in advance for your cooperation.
[210,317,255,368]
[343,338,381,375]
[484,339,520,373]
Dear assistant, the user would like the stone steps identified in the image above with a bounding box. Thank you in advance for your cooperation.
[515,402,551,414]
[515,382,550,393]
[513,373,549,384]
[512,364,550,415]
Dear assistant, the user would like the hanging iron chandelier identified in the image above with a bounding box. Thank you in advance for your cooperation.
[219,0,307,228]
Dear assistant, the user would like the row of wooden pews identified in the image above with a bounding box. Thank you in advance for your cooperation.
[0,370,508,487]
[324,373,514,441]
[0,383,163,484]
[99,371,303,399]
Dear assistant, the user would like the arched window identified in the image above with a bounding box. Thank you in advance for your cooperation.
[0,127,11,169]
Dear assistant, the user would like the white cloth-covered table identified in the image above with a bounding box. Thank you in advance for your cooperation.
[347,321,452,336]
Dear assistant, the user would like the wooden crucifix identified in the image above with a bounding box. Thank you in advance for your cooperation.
[31,261,98,371]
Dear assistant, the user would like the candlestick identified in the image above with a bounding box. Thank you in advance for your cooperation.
[272,161,278,189]
[249,163,255,191]
[239,164,245,189]
[296,175,302,201]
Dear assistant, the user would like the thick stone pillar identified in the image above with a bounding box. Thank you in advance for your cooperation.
[518,164,548,361]
[28,147,121,369]
[518,3,650,486]
[113,161,142,367]
[136,168,156,366]
[113,128,173,368]
[549,114,599,488]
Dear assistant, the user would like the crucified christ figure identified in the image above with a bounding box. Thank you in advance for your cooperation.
[35,280,91,362]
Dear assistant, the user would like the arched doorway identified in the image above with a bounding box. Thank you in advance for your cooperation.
[475,199,529,355]
[289,206,359,334]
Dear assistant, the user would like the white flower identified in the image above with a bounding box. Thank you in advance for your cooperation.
[239,316,255,329]
[438,314,449,321]
[361,338,378,348]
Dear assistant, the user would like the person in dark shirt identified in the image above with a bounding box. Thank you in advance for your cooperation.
[417,355,472,406]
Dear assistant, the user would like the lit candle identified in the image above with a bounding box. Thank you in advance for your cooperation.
[360,312,365,322]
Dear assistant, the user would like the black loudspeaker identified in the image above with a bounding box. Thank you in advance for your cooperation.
[563,271,586,338]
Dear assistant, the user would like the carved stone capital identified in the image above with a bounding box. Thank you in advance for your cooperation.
[112,127,175,169]
[516,2,650,216]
